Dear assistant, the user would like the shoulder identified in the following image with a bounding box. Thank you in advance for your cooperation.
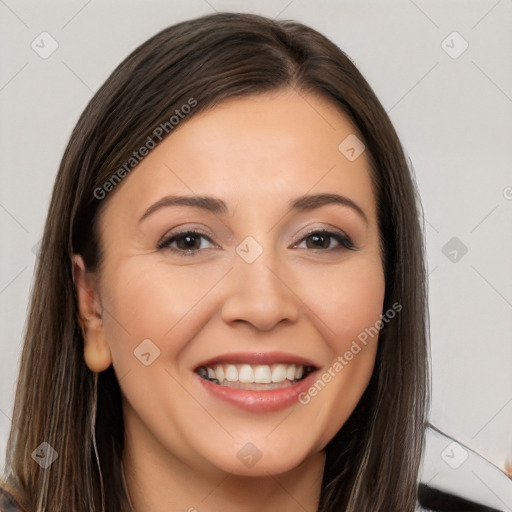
[0,476,29,512]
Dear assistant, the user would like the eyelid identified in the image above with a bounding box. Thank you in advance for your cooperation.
[291,227,356,251]
[158,223,213,239]
[157,226,217,251]
[292,223,356,245]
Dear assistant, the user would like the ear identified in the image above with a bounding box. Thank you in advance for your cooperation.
[72,254,112,373]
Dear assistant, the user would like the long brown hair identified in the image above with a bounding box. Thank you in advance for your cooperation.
[3,12,429,511]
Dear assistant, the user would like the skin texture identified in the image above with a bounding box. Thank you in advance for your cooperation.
[73,89,385,512]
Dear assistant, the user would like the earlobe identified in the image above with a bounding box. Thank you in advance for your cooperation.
[72,254,112,373]
[83,331,113,372]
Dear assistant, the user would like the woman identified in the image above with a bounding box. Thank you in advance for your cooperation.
[1,12,428,511]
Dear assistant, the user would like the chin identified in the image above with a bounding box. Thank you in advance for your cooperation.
[204,440,320,478]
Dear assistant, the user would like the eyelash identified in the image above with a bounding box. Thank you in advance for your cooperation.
[157,229,357,256]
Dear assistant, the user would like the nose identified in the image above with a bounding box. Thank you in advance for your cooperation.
[220,244,300,332]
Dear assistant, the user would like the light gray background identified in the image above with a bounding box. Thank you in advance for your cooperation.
[1,0,511,506]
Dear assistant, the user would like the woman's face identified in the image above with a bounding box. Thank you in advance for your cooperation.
[82,89,385,476]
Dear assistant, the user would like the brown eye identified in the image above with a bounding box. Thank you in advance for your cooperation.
[295,230,356,251]
[158,230,215,255]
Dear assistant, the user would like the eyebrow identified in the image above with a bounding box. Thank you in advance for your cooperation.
[139,192,368,224]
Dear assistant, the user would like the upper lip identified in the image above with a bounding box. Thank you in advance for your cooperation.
[194,351,319,370]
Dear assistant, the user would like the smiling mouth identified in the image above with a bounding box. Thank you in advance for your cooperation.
[195,363,316,391]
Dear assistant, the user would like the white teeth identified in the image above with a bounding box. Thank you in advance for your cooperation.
[225,364,238,382]
[254,365,272,384]
[271,364,287,383]
[214,364,224,382]
[238,364,255,383]
[200,363,310,385]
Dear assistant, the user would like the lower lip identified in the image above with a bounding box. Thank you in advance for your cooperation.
[196,371,318,412]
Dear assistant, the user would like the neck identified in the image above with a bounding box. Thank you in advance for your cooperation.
[121,432,325,512]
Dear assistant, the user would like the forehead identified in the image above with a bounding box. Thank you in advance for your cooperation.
[100,89,377,223]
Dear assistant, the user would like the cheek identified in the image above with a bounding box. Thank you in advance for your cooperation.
[298,255,385,445]
[309,254,386,352]
[96,260,209,431]
[99,259,219,354]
